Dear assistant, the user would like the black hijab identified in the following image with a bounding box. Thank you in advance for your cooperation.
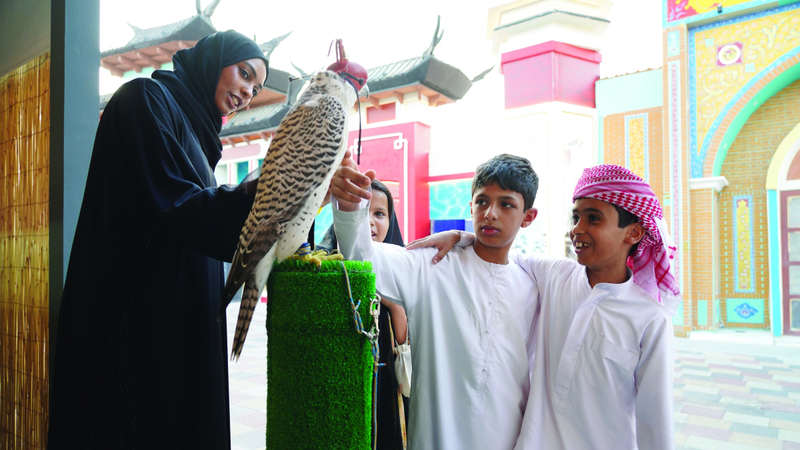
[152,30,268,168]
[377,182,404,247]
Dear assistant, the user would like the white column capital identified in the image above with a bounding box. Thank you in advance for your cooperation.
[689,176,729,193]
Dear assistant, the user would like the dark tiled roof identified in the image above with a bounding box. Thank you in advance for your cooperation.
[101,15,216,57]
[101,67,291,112]
[368,57,426,82]
[264,67,290,95]
[219,55,472,138]
[367,55,472,101]
[220,103,290,137]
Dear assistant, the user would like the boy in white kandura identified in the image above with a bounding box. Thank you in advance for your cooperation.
[331,154,540,450]
[413,164,679,449]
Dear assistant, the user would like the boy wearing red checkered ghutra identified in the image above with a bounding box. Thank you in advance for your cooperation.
[411,165,680,449]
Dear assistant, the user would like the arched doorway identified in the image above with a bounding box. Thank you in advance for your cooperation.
[780,188,800,336]
[768,122,800,336]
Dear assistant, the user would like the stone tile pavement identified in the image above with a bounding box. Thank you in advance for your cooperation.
[674,335,800,450]
[225,300,800,450]
[226,299,268,450]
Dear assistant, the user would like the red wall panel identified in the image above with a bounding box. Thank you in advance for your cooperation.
[501,41,600,109]
[347,121,430,241]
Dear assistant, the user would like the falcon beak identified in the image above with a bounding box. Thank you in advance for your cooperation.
[357,83,370,99]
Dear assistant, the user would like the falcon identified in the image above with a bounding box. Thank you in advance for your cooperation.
[222,51,368,360]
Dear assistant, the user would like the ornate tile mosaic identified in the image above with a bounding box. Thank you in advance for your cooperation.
[733,195,756,293]
[688,2,800,177]
[668,60,683,290]
[726,298,764,323]
[668,30,681,57]
[716,42,743,66]
[664,0,773,27]
[625,113,649,182]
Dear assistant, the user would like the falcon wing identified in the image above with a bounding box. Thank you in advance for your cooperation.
[222,94,347,308]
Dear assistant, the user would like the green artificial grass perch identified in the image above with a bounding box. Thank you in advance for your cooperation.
[266,259,376,450]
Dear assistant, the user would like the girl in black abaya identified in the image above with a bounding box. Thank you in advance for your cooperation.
[318,180,411,450]
[48,30,268,449]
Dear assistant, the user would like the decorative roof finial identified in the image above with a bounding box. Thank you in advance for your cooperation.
[259,31,292,60]
[423,15,443,57]
[200,0,221,18]
[471,65,495,83]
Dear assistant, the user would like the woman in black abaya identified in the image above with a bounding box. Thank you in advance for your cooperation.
[48,31,267,449]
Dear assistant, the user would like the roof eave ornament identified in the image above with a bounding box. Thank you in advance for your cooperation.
[471,65,495,83]
[422,15,443,57]
[197,0,221,18]
[259,31,292,60]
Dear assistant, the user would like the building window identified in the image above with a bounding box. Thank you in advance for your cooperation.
[237,161,250,183]
[214,164,229,185]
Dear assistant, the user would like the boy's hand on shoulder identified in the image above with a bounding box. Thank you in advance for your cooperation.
[406,230,467,265]
[330,150,375,211]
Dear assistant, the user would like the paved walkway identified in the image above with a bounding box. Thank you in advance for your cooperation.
[674,336,800,449]
[226,300,268,450]
[226,301,800,450]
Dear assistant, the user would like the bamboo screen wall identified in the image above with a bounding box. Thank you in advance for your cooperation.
[0,52,50,449]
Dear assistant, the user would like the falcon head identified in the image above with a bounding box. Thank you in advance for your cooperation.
[326,39,368,93]
[310,70,368,110]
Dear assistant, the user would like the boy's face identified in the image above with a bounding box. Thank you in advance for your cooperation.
[470,182,537,263]
[570,198,644,277]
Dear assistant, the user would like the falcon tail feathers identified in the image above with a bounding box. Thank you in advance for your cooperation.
[221,273,245,315]
[230,281,260,361]
[230,254,275,361]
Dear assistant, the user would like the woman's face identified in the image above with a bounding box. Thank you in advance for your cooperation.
[215,58,268,116]
[369,190,390,243]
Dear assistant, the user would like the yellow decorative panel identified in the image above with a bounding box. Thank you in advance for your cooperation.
[733,196,755,293]
[693,7,800,156]
[0,53,50,449]
[625,114,649,181]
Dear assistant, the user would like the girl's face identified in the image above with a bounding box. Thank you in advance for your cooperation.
[215,58,268,116]
[369,190,390,243]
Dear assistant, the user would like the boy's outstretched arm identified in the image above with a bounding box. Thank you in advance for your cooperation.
[329,150,375,209]
[330,152,431,310]
[407,231,475,264]
[329,151,375,261]
[633,314,676,449]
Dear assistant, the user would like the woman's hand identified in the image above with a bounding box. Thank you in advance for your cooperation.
[406,230,474,265]
[330,150,375,211]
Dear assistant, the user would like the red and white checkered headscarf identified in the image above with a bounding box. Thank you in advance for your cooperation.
[573,165,681,312]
